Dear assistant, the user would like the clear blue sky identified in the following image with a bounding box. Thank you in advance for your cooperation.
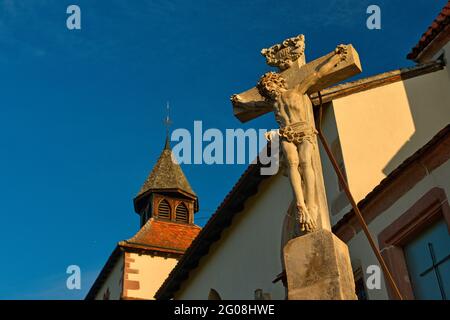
[0,0,446,299]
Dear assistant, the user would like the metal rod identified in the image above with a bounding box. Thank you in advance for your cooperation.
[315,91,403,300]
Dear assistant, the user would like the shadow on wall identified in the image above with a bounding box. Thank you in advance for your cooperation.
[383,60,450,176]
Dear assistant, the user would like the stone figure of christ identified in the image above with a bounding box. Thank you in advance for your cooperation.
[233,45,348,233]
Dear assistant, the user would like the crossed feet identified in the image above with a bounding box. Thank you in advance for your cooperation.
[296,204,317,233]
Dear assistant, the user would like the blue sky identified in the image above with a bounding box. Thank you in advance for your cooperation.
[0,0,446,299]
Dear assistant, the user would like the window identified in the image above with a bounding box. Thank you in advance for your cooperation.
[404,220,450,300]
[158,199,171,220]
[175,202,189,223]
[378,187,450,299]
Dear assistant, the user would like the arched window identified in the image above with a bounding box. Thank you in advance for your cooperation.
[175,202,189,223]
[158,199,171,220]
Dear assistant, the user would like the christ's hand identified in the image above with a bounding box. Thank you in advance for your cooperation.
[264,129,279,142]
[231,94,242,104]
[334,44,348,62]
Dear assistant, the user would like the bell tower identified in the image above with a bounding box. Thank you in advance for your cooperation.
[133,137,199,227]
[86,105,201,300]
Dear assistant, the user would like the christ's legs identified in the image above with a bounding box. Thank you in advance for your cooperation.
[298,140,317,231]
[298,141,315,212]
[281,140,315,232]
[281,140,305,209]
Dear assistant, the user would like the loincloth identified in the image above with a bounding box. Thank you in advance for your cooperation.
[278,121,318,145]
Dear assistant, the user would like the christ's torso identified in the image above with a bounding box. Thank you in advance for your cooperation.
[273,89,311,127]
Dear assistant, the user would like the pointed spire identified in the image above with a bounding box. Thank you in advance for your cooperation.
[136,144,196,198]
[164,134,170,150]
[164,101,172,144]
[135,102,196,199]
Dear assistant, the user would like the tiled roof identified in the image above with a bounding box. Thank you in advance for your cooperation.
[122,218,201,254]
[85,219,201,300]
[407,1,450,61]
[137,138,196,198]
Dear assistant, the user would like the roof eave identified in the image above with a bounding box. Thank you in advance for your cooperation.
[407,2,450,61]
[85,246,123,300]
[409,23,450,63]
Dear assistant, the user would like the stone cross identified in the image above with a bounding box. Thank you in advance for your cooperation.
[231,34,362,299]
[231,34,362,234]
[232,35,361,123]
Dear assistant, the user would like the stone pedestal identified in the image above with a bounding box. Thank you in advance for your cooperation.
[283,229,357,300]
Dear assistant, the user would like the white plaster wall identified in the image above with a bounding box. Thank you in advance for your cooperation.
[346,160,450,300]
[94,254,123,300]
[126,253,179,300]
[173,143,449,300]
[172,67,450,301]
[331,69,450,223]
[175,172,292,300]
[317,103,348,226]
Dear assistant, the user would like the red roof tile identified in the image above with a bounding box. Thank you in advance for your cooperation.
[407,1,450,60]
[122,218,201,254]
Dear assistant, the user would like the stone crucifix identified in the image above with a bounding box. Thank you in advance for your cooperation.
[231,35,362,235]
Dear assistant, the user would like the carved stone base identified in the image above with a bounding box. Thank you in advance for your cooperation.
[283,229,357,300]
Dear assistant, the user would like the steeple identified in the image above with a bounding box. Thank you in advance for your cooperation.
[136,141,197,199]
[86,105,202,301]
[133,107,198,227]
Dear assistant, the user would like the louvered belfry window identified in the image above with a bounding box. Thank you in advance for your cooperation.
[158,199,171,220]
[175,202,189,223]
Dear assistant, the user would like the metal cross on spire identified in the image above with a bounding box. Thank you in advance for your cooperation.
[164,101,173,149]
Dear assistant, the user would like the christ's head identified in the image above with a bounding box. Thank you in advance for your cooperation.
[257,72,287,100]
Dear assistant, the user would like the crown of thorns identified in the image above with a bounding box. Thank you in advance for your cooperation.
[257,72,287,91]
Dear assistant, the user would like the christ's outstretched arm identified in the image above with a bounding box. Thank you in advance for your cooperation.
[231,94,272,112]
[294,45,348,94]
